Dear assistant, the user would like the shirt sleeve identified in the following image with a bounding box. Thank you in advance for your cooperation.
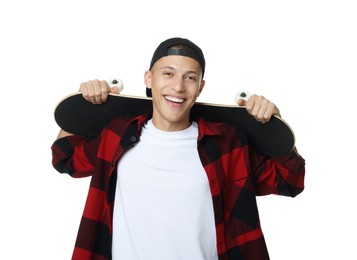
[250,148,306,197]
[51,135,99,178]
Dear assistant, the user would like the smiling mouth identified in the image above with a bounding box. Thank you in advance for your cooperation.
[164,95,185,104]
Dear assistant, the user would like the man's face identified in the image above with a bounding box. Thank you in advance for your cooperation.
[144,55,205,131]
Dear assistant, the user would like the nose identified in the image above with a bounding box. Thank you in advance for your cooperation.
[171,77,185,93]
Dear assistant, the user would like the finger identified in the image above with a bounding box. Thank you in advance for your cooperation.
[90,80,103,104]
[99,80,110,102]
[110,86,119,94]
[79,82,89,101]
[247,94,261,116]
[264,102,277,121]
[236,98,246,107]
[244,94,256,112]
[256,98,271,123]
[257,99,277,123]
[83,80,103,104]
[80,81,97,103]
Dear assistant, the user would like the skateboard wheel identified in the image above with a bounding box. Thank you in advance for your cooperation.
[107,78,124,92]
[235,91,251,103]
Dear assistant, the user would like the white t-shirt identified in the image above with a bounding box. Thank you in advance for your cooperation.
[112,120,218,260]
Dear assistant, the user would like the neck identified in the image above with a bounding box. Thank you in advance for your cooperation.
[151,117,191,132]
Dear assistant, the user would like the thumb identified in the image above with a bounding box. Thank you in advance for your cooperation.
[237,98,246,107]
[110,86,120,94]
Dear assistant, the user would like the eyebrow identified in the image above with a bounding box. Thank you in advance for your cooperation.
[159,66,175,70]
[159,66,199,75]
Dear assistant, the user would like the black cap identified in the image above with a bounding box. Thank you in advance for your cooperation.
[147,37,205,97]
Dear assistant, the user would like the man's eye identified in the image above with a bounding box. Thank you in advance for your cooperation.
[186,76,197,81]
[163,72,172,77]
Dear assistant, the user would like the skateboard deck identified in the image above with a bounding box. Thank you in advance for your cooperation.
[54,92,295,157]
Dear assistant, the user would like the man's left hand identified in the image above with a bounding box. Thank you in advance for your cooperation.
[237,94,280,124]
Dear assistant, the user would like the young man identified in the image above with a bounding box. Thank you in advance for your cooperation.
[52,37,305,260]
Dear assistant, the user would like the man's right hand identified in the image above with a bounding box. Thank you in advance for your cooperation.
[79,79,120,104]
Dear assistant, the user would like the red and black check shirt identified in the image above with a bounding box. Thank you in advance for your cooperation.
[51,115,305,260]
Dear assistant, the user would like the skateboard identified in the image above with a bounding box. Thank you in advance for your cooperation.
[54,92,295,157]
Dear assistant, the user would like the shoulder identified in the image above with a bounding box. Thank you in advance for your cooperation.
[197,118,248,145]
[105,114,150,136]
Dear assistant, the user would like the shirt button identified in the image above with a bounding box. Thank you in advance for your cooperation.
[130,136,137,143]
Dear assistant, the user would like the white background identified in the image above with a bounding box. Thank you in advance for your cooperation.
[1,0,356,259]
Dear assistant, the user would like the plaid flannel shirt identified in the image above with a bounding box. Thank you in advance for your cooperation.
[51,114,305,260]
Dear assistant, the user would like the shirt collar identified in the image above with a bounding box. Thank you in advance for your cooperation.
[197,118,225,141]
[129,114,224,140]
[127,114,151,131]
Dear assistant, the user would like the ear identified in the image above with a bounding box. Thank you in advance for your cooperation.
[197,79,205,97]
[144,70,152,89]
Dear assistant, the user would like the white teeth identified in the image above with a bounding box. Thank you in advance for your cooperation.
[165,96,184,103]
